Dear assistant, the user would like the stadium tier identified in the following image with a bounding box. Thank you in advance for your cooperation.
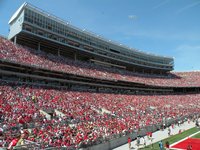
[1,36,200,88]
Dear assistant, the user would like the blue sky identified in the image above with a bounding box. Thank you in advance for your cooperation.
[0,0,200,71]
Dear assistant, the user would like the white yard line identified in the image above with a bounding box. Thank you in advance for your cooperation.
[170,130,200,147]
[170,148,185,150]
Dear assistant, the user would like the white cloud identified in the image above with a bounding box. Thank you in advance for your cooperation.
[128,15,137,20]
[176,1,200,14]
[152,0,171,9]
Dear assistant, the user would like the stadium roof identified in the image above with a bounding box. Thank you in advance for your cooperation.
[8,2,26,24]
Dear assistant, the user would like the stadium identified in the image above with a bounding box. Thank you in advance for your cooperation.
[0,2,200,150]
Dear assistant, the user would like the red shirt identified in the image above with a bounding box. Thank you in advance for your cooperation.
[128,137,131,143]
[8,138,19,149]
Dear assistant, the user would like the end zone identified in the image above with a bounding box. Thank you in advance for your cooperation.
[170,131,200,150]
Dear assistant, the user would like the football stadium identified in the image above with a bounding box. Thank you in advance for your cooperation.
[0,1,200,150]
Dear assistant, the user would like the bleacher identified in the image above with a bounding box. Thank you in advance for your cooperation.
[1,80,200,149]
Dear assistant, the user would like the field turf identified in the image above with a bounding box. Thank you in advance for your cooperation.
[192,132,200,138]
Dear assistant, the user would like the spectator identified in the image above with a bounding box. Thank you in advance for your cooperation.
[7,134,21,150]
[165,141,170,150]
[158,140,163,150]
[168,127,171,136]
[136,136,140,149]
[127,137,131,150]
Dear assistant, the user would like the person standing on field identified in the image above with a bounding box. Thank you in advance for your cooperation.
[128,137,131,150]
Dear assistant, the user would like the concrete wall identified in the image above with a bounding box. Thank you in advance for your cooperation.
[39,109,51,120]
[8,10,24,40]
[55,109,65,117]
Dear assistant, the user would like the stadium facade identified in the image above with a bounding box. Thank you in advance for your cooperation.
[8,2,174,75]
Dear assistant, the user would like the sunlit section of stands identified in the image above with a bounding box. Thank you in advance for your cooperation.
[0,81,200,148]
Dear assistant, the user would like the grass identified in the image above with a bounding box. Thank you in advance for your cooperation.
[140,127,199,150]
[192,132,200,138]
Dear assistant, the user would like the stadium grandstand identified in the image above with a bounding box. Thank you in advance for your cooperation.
[0,2,200,150]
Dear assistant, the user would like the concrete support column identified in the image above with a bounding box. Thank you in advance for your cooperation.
[58,50,60,56]
[38,42,41,51]
[74,53,77,61]
[14,36,17,45]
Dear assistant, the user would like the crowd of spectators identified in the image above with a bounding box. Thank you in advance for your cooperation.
[1,37,200,87]
[0,36,200,149]
[1,81,200,149]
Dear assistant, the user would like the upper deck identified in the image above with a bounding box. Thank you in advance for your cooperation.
[8,2,174,73]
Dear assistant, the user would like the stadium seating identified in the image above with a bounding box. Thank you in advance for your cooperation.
[1,37,200,87]
[1,81,200,148]
[1,36,200,148]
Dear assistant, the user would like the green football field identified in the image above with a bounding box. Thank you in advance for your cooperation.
[140,127,199,150]
[192,132,200,138]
